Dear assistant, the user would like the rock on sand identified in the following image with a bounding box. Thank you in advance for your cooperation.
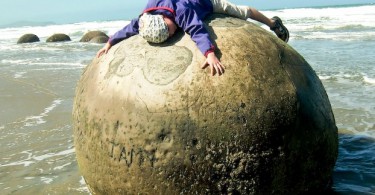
[73,14,338,194]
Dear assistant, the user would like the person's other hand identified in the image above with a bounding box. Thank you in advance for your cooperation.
[201,52,225,76]
[96,42,112,58]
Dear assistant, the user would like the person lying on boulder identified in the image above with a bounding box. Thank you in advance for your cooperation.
[97,0,289,76]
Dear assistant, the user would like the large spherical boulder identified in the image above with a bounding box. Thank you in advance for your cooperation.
[17,33,40,44]
[80,31,109,43]
[73,15,338,194]
[46,33,71,42]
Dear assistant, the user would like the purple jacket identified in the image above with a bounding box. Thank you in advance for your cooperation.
[108,0,215,56]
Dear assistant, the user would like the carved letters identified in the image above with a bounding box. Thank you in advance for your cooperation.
[105,140,156,168]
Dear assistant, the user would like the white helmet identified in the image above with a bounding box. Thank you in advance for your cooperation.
[139,13,169,43]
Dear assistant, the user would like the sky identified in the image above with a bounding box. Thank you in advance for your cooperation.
[0,0,374,26]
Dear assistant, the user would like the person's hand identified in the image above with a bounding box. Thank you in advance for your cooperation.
[96,42,112,58]
[201,52,225,76]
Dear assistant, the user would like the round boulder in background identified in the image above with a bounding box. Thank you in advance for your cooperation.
[17,33,40,44]
[46,33,71,42]
[89,35,109,43]
[80,31,109,43]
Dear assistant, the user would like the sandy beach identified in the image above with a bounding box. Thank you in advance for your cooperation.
[0,3,374,194]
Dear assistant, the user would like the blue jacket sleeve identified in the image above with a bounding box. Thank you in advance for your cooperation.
[175,7,215,56]
[108,18,139,46]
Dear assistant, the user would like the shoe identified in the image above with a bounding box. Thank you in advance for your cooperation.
[270,16,289,42]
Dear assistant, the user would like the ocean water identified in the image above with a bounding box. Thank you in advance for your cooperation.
[1,4,374,194]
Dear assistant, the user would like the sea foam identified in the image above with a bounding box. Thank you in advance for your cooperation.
[0,4,374,42]
[22,99,62,127]
[262,4,375,40]
[364,76,375,85]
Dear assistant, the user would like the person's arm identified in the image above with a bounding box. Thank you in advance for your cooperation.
[97,18,139,58]
[109,18,140,46]
[96,41,112,58]
[201,52,225,76]
[176,8,225,76]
